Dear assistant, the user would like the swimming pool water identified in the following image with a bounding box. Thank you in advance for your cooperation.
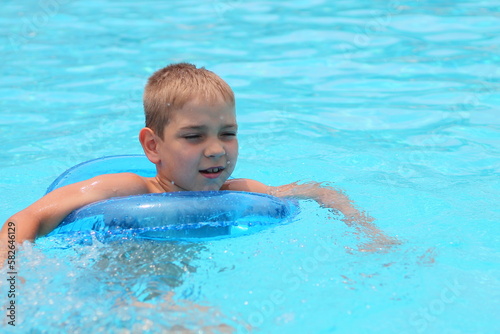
[1,0,499,333]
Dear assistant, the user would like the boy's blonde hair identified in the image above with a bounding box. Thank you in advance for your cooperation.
[143,63,235,138]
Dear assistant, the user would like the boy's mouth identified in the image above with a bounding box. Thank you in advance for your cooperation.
[199,166,225,179]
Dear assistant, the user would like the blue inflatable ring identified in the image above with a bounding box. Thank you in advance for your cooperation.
[46,155,298,240]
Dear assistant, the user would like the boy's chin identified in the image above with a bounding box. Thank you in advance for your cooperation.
[199,185,224,191]
[192,182,225,192]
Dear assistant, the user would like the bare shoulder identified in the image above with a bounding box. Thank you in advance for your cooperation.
[221,178,270,194]
[74,172,152,197]
[43,173,151,201]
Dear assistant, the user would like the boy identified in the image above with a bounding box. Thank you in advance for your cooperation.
[0,63,397,251]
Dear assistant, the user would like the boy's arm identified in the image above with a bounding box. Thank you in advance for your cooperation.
[0,173,150,244]
[223,178,399,251]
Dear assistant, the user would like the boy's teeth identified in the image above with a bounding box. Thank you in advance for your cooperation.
[204,167,222,173]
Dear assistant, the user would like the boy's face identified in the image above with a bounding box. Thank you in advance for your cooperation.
[155,96,238,191]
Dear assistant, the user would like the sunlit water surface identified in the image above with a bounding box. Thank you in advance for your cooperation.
[0,0,498,333]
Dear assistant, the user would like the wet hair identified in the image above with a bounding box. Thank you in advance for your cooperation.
[143,63,235,138]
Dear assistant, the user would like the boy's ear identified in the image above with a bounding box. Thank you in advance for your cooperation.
[139,127,161,164]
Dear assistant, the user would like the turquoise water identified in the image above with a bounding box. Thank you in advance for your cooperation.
[1,0,499,333]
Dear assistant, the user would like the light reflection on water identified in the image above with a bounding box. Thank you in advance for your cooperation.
[0,0,498,333]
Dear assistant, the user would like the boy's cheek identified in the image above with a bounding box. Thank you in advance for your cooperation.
[231,142,239,159]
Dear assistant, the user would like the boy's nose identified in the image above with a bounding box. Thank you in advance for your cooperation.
[204,141,226,158]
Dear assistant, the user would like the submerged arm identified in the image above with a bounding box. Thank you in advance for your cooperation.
[224,179,399,251]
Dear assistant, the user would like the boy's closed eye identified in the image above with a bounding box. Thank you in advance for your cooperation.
[221,131,237,138]
[181,132,236,141]
[183,134,203,140]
